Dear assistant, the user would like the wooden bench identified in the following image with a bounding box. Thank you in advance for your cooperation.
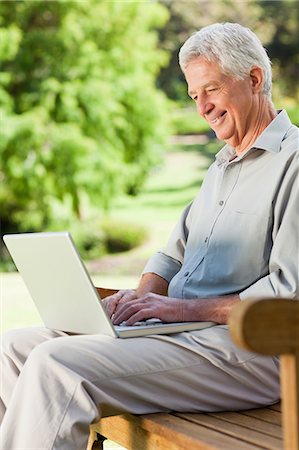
[88,293,299,450]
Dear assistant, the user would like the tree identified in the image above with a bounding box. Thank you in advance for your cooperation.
[0,0,169,233]
[157,0,298,101]
[255,0,299,98]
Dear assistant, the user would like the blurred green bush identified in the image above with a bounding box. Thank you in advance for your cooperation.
[1,218,148,271]
[71,219,148,260]
[102,220,148,254]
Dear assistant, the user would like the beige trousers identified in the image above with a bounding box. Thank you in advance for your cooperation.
[0,325,280,450]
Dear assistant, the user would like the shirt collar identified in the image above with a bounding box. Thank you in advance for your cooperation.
[215,110,293,167]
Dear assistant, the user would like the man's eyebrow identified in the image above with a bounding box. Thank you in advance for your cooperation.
[188,81,220,97]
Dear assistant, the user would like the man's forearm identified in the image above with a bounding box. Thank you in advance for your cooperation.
[182,295,240,324]
[137,272,169,297]
[137,274,239,324]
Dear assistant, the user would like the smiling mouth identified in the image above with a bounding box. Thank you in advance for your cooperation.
[210,111,227,125]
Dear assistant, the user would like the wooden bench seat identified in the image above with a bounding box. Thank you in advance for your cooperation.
[88,294,299,450]
[90,404,282,450]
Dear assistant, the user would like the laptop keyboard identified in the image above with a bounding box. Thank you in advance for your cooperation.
[119,318,163,327]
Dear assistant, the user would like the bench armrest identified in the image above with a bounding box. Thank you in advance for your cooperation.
[228,298,299,355]
[229,298,299,450]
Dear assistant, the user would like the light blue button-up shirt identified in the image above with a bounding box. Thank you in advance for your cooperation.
[143,110,299,300]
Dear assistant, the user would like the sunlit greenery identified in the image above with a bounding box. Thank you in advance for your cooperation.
[0,0,170,235]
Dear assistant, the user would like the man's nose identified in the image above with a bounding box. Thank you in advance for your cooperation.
[196,95,212,116]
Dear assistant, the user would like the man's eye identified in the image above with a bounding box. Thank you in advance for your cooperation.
[207,88,218,93]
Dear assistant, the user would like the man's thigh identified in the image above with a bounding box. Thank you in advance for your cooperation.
[24,328,280,414]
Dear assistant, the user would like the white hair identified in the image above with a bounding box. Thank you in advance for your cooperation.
[179,23,272,99]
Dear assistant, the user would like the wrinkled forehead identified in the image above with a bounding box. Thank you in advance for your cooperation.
[185,57,229,88]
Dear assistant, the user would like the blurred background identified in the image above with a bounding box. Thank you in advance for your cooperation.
[1,0,298,283]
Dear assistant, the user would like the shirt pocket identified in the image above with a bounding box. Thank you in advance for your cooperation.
[206,208,271,290]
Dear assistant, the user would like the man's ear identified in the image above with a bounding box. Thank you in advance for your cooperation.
[250,66,264,94]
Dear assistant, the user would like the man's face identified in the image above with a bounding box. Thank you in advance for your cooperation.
[185,57,257,149]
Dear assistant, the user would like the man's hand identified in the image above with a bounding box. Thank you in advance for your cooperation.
[101,271,240,326]
[111,293,183,326]
[102,289,138,318]
[102,273,172,324]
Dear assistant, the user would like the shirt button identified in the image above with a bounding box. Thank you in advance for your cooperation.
[219,200,224,206]
[204,237,208,243]
[184,271,189,277]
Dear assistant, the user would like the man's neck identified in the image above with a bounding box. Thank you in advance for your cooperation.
[234,101,277,156]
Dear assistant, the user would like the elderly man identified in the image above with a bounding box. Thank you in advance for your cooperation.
[1,23,298,450]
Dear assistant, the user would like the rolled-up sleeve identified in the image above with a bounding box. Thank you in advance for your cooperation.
[240,152,299,300]
[142,202,193,282]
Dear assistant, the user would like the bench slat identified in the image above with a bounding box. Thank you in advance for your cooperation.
[206,410,282,438]
[240,408,281,425]
[174,412,282,449]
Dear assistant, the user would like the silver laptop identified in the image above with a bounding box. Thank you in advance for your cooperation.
[3,232,215,338]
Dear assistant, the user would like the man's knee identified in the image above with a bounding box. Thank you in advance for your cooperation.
[1,328,32,359]
[1,327,62,368]
[26,335,68,367]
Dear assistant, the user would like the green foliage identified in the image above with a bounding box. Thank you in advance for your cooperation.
[0,0,170,234]
[286,104,299,127]
[256,0,299,99]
